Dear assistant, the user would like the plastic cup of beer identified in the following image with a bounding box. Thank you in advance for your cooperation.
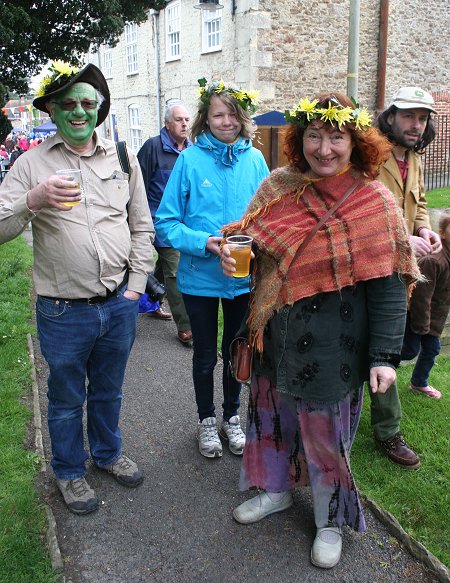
[226,235,253,278]
[56,169,83,207]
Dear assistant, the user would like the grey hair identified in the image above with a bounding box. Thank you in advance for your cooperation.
[164,99,189,123]
[95,90,105,110]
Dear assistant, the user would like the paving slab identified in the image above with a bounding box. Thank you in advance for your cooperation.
[32,310,441,583]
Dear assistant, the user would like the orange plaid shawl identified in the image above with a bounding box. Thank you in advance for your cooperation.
[224,166,421,352]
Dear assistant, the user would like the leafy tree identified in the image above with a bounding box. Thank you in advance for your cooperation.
[0,110,12,144]
[0,0,168,102]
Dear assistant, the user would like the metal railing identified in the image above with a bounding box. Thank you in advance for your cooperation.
[423,114,450,191]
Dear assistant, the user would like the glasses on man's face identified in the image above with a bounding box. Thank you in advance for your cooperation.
[53,99,98,111]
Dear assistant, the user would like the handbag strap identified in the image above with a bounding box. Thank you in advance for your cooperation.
[296,179,361,258]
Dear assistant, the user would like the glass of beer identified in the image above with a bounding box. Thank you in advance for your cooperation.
[226,235,253,278]
[56,169,83,207]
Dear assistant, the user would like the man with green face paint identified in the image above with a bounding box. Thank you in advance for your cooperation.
[0,61,155,515]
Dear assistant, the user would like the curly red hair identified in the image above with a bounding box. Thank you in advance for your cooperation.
[283,92,392,179]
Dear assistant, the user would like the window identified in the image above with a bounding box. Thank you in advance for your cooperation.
[128,105,142,153]
[103,46,112,78]
[202,9,222,53]
[125,23,138,74]
[165,1,181,61]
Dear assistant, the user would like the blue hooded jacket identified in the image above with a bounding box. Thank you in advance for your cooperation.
[137,127,192,247]
[155,132,269,298]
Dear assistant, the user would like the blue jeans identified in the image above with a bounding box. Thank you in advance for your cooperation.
[36,290,139,480]
[182,293,249,422]
[401,322,441,387]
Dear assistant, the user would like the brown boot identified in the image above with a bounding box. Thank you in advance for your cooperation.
[376,432,420,470]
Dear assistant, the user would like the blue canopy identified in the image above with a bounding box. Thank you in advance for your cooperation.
[33,119,57,133]
[253,110,287,126]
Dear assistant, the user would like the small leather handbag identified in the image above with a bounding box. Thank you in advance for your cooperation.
[229,337,253,384]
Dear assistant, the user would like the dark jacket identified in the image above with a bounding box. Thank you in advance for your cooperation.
[254,274,407,403]
[137,127,192,247]
[408,241,450,336]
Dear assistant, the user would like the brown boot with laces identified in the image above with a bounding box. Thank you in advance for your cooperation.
[376,432,420,469]
[57,477,99,515]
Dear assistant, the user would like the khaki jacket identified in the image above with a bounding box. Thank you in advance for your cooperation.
[377,151,431,235]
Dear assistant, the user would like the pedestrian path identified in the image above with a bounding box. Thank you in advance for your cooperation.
[33,313,439,583]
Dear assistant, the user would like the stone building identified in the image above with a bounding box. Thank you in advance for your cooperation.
[87,0,449,152]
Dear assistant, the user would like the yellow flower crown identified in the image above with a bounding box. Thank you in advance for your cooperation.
[197,78,260,113]
[36,60,80,98]
[284,96,372,131]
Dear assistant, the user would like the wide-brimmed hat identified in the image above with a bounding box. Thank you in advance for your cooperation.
[33,62,110,127]
[389,86,436,113]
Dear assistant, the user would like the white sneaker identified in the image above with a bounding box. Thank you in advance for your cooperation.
[310,526,342,568]
[233,491,293,524]
[219,415,246,455]
[197,417,223,458]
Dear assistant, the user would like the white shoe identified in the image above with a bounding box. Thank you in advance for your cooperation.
[310,526,342,568]
[219,415,246,455]
[233,491,293,524]
[197,417,223,458]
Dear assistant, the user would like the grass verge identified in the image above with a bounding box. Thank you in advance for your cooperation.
[0,237,57,583]
[352,356,449,568]
[426,187,450,208]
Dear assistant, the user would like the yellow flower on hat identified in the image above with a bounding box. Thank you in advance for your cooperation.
[318,103,342,124]
[35,60,80,98]
[51,60,79,78]
[334,107,353,128]
[297,98,319,120]
[285,95,373,131]
[197,78,259,113]
[354,108,372,130]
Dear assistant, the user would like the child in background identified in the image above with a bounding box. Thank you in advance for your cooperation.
[401,208,450,399]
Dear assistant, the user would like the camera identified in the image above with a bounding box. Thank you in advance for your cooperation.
[145,273,166,303]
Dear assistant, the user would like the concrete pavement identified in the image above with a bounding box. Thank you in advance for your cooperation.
[31,308,441,583]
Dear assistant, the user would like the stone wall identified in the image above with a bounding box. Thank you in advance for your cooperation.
[254,0,450,113]
[93,0,450,149]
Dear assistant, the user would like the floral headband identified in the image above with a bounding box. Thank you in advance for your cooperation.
[197,78,260,113]
[36,60,80,98]
[284,96,372,131]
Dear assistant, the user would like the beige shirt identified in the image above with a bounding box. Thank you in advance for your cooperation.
[0,133,155,297]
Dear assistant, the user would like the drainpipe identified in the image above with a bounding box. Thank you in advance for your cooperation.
[376,0,389,114]
[347,0,360,101]
[151,9,161,132]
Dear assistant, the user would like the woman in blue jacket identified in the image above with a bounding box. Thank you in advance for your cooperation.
[155,79,269,459]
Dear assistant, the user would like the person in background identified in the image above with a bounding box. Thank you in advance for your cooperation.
[18,133,29,151]
[373,86,442,469]
[9,144,23,167]
[221,93,421,568]
[0,61,154,515]
[401,208,450,399]
[138,100,193,346]
[155,79,269,459]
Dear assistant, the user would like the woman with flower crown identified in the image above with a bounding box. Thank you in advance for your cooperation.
[155,79,269,460]
[220,92,421,568]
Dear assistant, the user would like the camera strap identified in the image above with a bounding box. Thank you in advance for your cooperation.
[115,141,131,181]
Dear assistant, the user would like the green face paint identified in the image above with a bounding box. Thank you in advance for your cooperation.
[50,83,98,147]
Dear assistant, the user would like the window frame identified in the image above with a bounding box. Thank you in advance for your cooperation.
[124,23,138,75]
[128,104,143,153]
[103,46,113,79]
[201,8,222,54]
[165,0,181,62]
